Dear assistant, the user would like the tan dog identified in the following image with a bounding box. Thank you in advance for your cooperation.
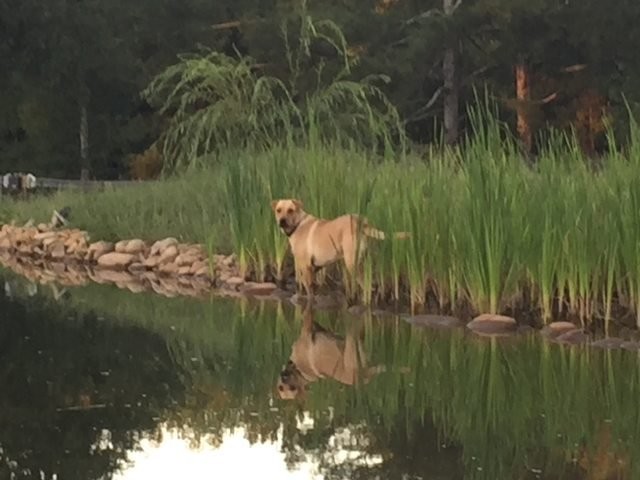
[276,306,383,400]
[271,198,409,297]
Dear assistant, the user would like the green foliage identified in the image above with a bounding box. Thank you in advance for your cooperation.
[143,6,403,169]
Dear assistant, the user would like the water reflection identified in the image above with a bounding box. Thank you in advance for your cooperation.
[1,270,639,479]
[277,305,383,400]
[113,423,383,480]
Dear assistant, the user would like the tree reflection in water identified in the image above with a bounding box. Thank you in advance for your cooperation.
[0,272,638,479]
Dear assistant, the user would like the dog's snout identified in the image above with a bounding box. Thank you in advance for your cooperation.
[279,218,287,228]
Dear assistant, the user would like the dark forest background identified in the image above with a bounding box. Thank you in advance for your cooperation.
[2,0,639,179]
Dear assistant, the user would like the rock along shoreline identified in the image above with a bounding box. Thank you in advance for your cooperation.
[0,222,281,300]
[2,222,640,350]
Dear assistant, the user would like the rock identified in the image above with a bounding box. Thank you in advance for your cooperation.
[591,337,624,350]
[621,341,640,351]
[97,252,135,269]
[34,231,57,241]
[124,239,146,255]
[189,260,208,274]
[178,266,192,276]
[240,282,278,296]
[222,254,236,267]
[143,255,160,268]
[175,253,199,267]
[554,329,589,345]
[540,321,580,339]
[224,276,245,289]
[158,262,179,275]
[403,314,463,330]
[467,313,517,337]
[93,269,136,284]
[125,281,147,294]
[115,240,130,253]
[37,223,49,232]
[42,236,59,248]
[157,245,179,266]
[88,241,114,261]
[128,262,147,273]
[0,236,11,249]
[150,237,178,256]
[50,241,66,260]
[194,265,210,277]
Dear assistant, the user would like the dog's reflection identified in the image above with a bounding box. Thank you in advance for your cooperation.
[277,305,383,400]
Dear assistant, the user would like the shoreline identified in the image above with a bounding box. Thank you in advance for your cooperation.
[2,223,640,350]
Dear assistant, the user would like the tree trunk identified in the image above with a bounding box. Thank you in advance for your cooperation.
[515,58,532,152]
[79,97,90,181]
[443,0,459,145]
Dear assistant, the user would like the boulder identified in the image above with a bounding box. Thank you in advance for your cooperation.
[540,321,580,340]
[124,239,146,255]
[178,266,192,276]
[554,329,589,345]
[114,240,130,253]
[158,262,179,275]
[49,241,67,260]
[97,252,135,269]
[128,262,147,273]
[93,269,136,284]
[239,282,278,296]
[591,337,624,350]
[224,276,245,289]
[143,255,160,268]
[467,313,517,337]
[403,314,463,330]
[194,265,210,277]
[34,231,57,241]
[88,241,114,261]
[150,237,178,256]
[157,245,179,265]
[175,253,199,267]
[189,260,209,275]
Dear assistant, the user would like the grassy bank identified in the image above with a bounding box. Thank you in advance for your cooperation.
[5,111,640,324]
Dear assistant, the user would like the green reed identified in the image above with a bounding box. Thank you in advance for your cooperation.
[6,102,640,321]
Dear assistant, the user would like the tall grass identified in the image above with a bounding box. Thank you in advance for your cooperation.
[6,105,640,323]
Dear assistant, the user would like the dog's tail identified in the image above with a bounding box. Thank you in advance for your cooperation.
[363,226,411,241]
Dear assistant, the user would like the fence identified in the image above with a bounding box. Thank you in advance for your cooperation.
[1,174,149,197]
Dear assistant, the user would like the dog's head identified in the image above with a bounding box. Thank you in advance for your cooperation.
[276,360,308,400]
[271,199,305,236]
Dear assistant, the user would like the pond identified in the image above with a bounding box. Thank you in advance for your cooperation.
[1,270,639,480]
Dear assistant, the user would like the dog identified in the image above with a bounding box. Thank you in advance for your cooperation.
[276,305,383,400]
[271,198,409,297]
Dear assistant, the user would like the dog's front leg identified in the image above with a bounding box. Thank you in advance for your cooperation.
[294,260,315,299]
[301,265,315,299]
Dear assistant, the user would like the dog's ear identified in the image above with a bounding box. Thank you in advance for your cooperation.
[271,200,279,211]
[293,199,304,210]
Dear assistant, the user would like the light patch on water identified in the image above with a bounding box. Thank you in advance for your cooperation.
[111,422,382,480]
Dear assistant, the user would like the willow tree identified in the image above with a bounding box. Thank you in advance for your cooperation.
[143,3,404,170]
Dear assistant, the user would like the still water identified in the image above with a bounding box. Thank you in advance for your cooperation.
[1,271,639,480]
